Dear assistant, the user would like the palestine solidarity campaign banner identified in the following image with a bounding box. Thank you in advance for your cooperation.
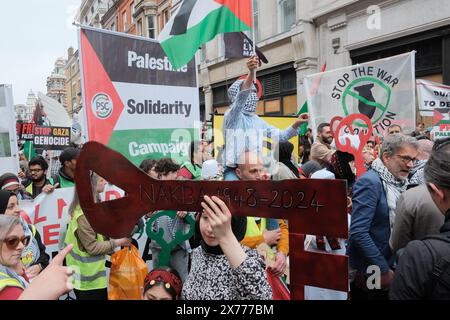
[79,27,200,166]
[304,52,416,136]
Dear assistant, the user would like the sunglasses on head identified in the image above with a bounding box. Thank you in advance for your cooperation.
[3,235,31,250]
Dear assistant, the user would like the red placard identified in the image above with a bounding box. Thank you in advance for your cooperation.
[75,141,349,299]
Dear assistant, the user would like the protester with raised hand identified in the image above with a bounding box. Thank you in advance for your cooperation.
[18,244,74,300]
[222,55,309,180]
[182,195,272,300]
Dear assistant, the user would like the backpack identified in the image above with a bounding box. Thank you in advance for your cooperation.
[422,233,450,295]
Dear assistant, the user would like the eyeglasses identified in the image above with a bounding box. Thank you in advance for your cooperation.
[29,168,44,173]
[396,155,418,165]
[3,235,31,250]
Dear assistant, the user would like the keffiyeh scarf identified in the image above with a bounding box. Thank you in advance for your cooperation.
[227,80,258,113]
[371,158,409,233]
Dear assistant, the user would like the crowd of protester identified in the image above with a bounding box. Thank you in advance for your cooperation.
[1,56,449,300]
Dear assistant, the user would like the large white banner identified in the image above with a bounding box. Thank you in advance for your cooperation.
[417,79,450,117]
[0,84,19,174]
[304,52,416,136]
[20,187,153,268]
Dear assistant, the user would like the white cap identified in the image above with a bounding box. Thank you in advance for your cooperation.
[201,159,219,180]
[311,169,335,180]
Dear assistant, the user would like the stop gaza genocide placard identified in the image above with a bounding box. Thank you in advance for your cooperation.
[33,126,71,150]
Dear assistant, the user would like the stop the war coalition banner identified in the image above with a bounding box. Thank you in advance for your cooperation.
[79,26,200,165]
[304,52,416,136]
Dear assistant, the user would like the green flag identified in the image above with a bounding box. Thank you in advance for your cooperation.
[24,141,36,161]
[297,101,308,136]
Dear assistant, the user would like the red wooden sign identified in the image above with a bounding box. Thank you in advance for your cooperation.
[75,141,349,299]
[334,114,373,177]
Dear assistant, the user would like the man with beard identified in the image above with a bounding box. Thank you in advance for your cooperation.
[310,123,335,167]
[348,134,419,300]
[53,147,80,188]
[22,156,57,198]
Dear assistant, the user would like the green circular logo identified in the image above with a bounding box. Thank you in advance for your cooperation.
[342,77,391,127]
[92,93,113,119]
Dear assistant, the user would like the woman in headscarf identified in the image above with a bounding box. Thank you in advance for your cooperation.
[276,141,300,179]
[182,195,272,300]
[0,190,49,280]
[142,267,183,300]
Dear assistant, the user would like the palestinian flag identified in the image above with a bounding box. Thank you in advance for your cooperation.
[158,0,252,69]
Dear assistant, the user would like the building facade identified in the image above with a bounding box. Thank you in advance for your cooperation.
[198,0,301,121]
[102,0,121,31]
[117,0,137,34]
[134,0,171,39]
[15,90,37,123]
[65,47,82,117]
[77,0,110,27]
[46,57,68,108]
[198,0,450,128]
[309,0,450,127]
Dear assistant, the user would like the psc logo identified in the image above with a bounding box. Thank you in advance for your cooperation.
[342,77,391,127]
[91,93,113,119]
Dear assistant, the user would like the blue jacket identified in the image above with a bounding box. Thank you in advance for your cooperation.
[347,170,394,274]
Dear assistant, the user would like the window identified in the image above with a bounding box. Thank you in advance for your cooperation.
[200,44,207,62]
[217,34,224,57]
[147,15,156,39]
[122,11,127,32]
[137,19,143,36]
[131,4,135,23]
[91,6,94,14]
[163,9,170,26]
[279,0,296,33]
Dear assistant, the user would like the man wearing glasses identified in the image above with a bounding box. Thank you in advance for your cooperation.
[348,134,419,300]
[22,156,58,199]
[390,138,450,299]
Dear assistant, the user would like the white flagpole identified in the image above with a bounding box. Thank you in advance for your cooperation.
[252,1,256,56]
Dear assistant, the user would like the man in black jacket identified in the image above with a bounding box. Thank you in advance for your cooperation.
[390,137,450,299]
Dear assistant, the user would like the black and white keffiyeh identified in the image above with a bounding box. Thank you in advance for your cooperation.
[409,160,427,185]
[371,158,409,233]
[227,79,258,113]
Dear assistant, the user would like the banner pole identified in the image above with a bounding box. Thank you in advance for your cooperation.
[252,1,256,56]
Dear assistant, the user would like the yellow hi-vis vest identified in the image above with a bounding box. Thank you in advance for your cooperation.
[64,206,107,291]
[25,177,55,196]
[0,266,27,292]
[245,217,267,237]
